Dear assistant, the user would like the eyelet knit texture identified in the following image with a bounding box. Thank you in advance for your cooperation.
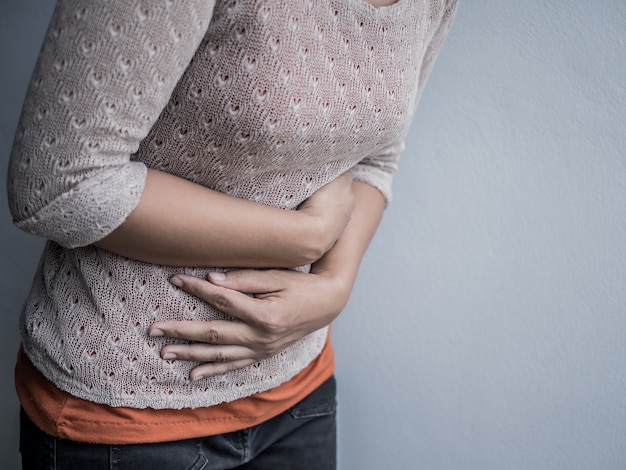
[8,0,457,409]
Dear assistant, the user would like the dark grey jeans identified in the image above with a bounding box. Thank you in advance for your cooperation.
[20,376,336,470]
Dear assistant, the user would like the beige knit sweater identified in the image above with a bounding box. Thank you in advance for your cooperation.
[8,0,457,409]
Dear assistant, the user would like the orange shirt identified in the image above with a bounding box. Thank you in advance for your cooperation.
[16,337,334,445]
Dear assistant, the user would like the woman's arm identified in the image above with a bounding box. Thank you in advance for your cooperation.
[148,180,385,379]
[94,168,354,268]
[7,1,353,269]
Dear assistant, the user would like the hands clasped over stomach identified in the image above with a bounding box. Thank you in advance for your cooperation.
[148,173,355,380]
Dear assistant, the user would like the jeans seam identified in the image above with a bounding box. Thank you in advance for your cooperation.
[195,440,208,470]
[110,446,116,470]
[52,436,56,470]
[235,428,251,464]
[288,399,337,419]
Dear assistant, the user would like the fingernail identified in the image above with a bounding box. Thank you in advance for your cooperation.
[149,328,164,337]
[208,272,225,282]
[192,375,205,382]
[162,352,177,360]
[170,276,183,287]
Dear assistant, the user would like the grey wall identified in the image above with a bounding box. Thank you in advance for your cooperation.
[333,1,626,469]
[1,1,54,467]
[1,1,625,469]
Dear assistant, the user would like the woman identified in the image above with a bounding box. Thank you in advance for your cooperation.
[8,0,457,468]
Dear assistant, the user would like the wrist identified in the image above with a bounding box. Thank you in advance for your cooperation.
[310,261,355,306]
[291,211,330,265]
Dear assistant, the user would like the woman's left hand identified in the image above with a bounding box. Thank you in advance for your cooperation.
[148,269,351,380]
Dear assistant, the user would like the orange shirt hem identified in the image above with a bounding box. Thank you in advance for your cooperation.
[16,336,334,445]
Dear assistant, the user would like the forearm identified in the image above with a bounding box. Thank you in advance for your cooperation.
[94,168,326,268]
[310,181,385,298]
[149,180,386,375]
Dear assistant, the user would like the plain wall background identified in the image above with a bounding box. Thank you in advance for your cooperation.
[1,1,625,469]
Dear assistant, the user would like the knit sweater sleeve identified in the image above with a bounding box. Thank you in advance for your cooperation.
[351,136,405,206]
[7,1,215,248]
[351,0,458,206]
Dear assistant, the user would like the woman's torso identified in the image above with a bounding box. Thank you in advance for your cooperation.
[19,0,451,409]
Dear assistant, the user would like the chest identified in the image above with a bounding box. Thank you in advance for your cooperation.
[136,0,441,187]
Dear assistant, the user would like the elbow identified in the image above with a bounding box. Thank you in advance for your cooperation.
[297,241,327,266]
[295,224,333,266]
[8,162,147,248]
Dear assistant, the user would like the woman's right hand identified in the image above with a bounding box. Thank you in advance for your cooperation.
[297,171,355,260]
[149,179,385,379]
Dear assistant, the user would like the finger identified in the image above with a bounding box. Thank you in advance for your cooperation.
[207,269,292,294]
[169,274,269,324]
[149,319,258,345]
[160,343,255,363]
[191,359,258,380]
